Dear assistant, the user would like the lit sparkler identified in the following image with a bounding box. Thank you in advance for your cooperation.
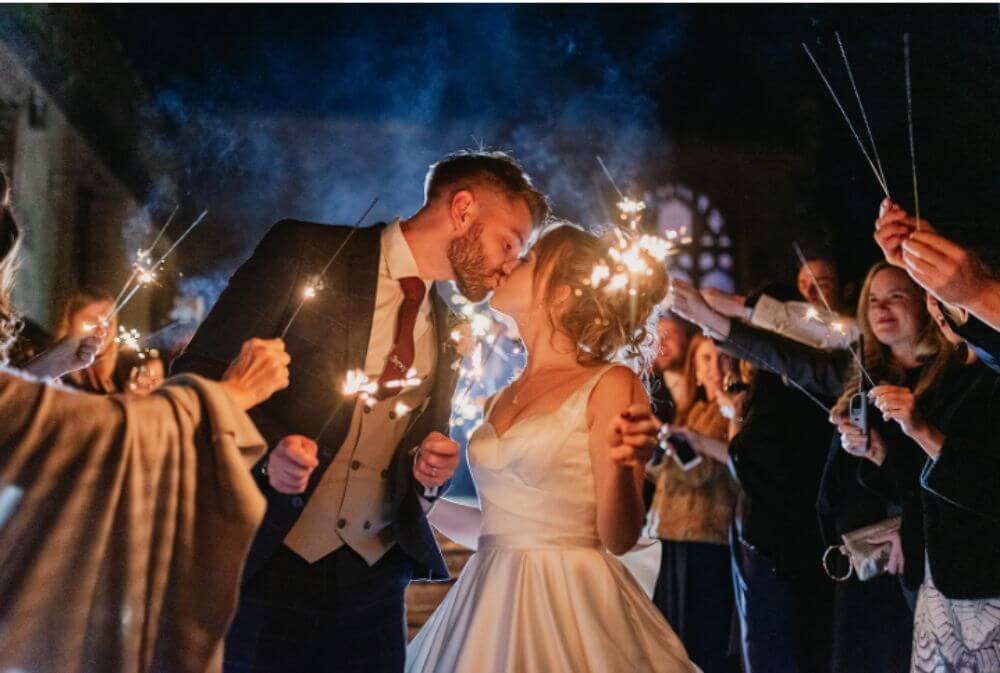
[383,367,423,391]
[115,326,142,352]
[794,242,875,387]
[279,197,378,339]
[104,209,209,324]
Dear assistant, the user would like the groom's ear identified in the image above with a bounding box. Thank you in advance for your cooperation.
[448,189,477,234]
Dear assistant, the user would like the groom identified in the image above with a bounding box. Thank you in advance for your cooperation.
[173,150,549,673]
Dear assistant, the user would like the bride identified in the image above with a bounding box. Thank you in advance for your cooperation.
[407,223,699,673]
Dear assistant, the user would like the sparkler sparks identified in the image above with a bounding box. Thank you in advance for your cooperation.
[343,369,378,398]
[794,242,874,387]
[105,209,209,324]
[115,326,142,352]
[617,196,646,226]
[383,368,423,391]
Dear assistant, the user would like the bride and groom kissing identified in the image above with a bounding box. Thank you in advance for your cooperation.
[174,150,699,673]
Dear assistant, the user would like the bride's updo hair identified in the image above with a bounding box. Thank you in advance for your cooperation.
[531,222,670,369]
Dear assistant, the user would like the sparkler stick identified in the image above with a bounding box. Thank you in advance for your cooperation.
[108,205,181,319]
[802,43,890,198]
[903,33,920,231]
[105,284,141,323]
[106,210,209,321]
[313,369,377,441]
[146,204,181,256]
[279,197,379,340]
[836,33,888,192]
[793,242,875,388]
[596,155,626,201]
[149,210,208,270]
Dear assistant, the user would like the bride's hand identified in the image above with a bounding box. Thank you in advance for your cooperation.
[607,404,661,468]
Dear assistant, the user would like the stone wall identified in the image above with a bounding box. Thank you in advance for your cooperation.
[0,40,154,331]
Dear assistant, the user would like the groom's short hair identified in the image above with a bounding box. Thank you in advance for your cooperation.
[424,150,550,227]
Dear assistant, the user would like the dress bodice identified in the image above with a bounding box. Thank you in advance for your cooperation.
[468,365,619,541]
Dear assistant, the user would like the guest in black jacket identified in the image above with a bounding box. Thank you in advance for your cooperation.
[873,200,1000,372]
[670,262,951,673]
[718,283,835,673]
[854,295,1000,671]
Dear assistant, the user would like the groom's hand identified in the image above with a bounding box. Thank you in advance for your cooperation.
[414,431,460,488]
[267,435,319,494]
[608,405,661,467]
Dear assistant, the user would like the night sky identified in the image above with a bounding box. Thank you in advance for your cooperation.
[94,4,1000,296]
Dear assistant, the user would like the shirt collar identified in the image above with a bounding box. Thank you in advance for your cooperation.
[381,220,429,286]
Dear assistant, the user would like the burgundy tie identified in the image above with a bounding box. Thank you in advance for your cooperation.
[376,277,427,400]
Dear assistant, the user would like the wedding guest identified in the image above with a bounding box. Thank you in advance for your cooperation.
[717,284,835,673]
[0,169,20,363]
[838,293,1000,671]
[52,289,121,394]
[0,337,292,673]
[646,334,740,673]
[0,170,106,380]
[701,255,857,351]
[650,312,696,424]
[0,173,297,672]
[670,262,950,673]
[874,200,1000,372]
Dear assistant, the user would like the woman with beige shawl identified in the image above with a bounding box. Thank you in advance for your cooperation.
[0,336,290,673]
[0,169,294,673]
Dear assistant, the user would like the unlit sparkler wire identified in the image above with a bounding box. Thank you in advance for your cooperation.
[836,33,888,193]
[903,34,920,230]
[802,43,890,198]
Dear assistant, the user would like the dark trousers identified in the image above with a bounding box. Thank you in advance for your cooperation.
[731,539,833,673]
[653,540,740,673]
[224,544,413,673]
[830,574,913,673]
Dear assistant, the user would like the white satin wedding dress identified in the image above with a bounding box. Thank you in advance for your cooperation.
[406,365,699,673]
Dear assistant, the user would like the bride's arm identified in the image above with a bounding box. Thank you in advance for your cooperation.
[427,497,483,550]
[588,367,661,555]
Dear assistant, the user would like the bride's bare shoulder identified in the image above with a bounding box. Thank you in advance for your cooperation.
[587,364,644,412]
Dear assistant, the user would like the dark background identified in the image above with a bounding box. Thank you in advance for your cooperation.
[85,4,1000,299]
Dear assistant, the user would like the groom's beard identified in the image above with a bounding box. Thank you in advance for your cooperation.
[448,220,497,302]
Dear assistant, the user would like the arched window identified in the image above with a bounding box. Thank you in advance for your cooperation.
[648,184,734,292]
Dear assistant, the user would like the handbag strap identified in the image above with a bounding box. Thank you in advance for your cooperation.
[822,545,854,582]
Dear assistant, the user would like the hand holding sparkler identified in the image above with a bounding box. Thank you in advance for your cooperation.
[412,431,460,490]
[609,404,662,468]
[23,329,106,379]
[700,287,748,319]
[266,435,319,495]
[901,230,1000,314]
[668,279,732,338]
[874,199,919,268]
[219,337,291,411]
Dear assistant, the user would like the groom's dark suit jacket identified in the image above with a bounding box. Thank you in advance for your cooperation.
[173,220,461,582]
